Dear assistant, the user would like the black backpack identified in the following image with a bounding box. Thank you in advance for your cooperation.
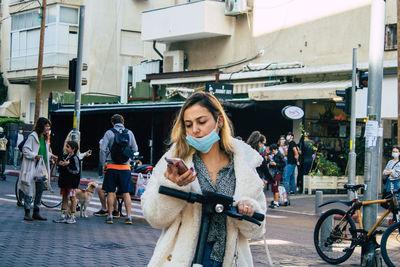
[110,128,133,164]
[18,135,28,152]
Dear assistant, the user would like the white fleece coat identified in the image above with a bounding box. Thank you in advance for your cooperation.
[18,132,52,198]
[141,138,267,267]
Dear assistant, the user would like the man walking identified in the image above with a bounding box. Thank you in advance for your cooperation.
[0,127,8,180]
[283,132,299,194]
[100,114,138,224]
[13,128,24,169]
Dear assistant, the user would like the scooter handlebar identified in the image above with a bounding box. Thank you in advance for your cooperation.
[158,186,264,225]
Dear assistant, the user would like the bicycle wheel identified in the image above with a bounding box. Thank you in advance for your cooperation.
[14,177,24,207]
[314,208,357,264]
[41,176,62,208]
[381,222,400,267]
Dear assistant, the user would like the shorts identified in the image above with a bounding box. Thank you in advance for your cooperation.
[271,173,282,193]
[102,169,133,194]
[60,188,76,197]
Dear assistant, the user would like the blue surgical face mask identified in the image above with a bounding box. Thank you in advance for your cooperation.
[392,152,399,158]
[260,146,266,153]
[286,136,291,141]
[186,118,220,153]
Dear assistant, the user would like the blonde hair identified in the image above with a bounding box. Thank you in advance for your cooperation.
[170,92,234,161]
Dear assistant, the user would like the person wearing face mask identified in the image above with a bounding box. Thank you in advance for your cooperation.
[383,145,400,196]
[141,92,266,267]
[18,117,57,221]
[12,128,24,169]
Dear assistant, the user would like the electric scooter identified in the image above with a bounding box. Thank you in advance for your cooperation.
[158,186,265,267]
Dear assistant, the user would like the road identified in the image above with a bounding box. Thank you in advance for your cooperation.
[0,173,393,266]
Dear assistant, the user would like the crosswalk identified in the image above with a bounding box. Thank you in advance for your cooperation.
[1,194,145,219]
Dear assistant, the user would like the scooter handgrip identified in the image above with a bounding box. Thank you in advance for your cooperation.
[159,186,202,203]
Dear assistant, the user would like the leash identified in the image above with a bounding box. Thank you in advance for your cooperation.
[263,222,274,266]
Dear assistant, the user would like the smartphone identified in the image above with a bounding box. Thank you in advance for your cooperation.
[165,157,189,175]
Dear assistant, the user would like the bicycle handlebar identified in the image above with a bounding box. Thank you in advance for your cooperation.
[159,186,265,225]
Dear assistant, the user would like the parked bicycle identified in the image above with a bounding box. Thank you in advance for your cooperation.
[15,160,62,208]
[158,186,265,266]
[313,184,400,266]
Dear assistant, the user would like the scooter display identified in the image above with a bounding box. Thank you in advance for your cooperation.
[158,186,265,267]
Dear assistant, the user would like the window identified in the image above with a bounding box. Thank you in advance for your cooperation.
[11,6,57,31]
[60,6,78,24]
[385,23,397,51]
[120,30,144,57]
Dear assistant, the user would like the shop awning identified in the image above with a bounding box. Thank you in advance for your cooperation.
[248,80,352,101]
[0,101,20,118]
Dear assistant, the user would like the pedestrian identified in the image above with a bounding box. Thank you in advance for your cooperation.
[0,127,8,179]
[18,117,56,221]
[382,145,400,196]
[141,92,266,267]
[302,133,314,176]
[12,128,24,169]
[284,132,299,194]
[100,114,138,224]
[98,138,104,179]
[53,140,81,224]
[246,131,274,188]
[268,144,286,208]
[93,184,119,217]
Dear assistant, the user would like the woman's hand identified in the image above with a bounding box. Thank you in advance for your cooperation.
[35,155,43,160]
[164,164,197,187]
[237,200,255,217]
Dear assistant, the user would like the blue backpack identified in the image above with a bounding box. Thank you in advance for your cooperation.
[110,128,132,164]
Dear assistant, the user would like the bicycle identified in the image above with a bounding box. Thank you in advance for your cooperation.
[313,184,400,267]
[158,186,265,266]
[15,160,62,208]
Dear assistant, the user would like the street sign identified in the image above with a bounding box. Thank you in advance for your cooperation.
[281,105,304,120]
[205,82,233,100]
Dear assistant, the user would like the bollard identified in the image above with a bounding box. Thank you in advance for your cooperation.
[315,191,323,215]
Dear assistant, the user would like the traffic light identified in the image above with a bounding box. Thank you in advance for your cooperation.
[68,58,88,91]
[358,70,368,89]
[335,87,352,114]
[68,58,77,92]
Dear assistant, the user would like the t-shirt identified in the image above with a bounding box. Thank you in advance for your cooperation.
[303,141,314,163]
[287,140,297,164]
[38,136,47,166]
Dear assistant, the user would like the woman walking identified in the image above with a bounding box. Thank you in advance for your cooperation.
[18,117,56,221]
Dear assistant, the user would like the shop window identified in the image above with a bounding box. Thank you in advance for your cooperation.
[385,23,397,51]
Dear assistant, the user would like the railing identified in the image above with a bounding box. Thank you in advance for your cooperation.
[8,52,74,71]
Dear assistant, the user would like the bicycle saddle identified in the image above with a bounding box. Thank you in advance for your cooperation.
[344,184,365,190]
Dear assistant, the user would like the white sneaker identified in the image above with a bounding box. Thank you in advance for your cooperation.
[53,215,67,223]
[66,216,76,224]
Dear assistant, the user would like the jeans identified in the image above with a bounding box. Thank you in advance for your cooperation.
[201,242,223,267]
[13,149,21,168]
[23,180,45,210]
[284,163,297,193]
[0,152,6,176]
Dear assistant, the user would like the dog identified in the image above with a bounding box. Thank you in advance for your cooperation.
[74,182,97,218]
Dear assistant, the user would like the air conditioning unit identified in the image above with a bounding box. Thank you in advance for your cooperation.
[225,0,248,16]
[163,50,184,73]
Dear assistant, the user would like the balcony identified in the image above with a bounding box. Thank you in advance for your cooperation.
[7,52,72,83]
[142,0,234,43]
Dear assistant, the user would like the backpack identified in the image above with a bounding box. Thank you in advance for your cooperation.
[18,135,28,152]
[0,136,8,151]
[110,128,132,164]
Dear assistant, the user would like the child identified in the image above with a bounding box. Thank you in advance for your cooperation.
[53,140,81,224]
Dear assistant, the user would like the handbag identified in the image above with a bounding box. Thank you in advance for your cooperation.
[383,160,399,185]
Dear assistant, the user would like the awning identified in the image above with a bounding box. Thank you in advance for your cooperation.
[248,81,352,101]
[0,101,20,118]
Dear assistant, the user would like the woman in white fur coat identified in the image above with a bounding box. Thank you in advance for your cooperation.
[142,92,266,267]
[18,117,55,221]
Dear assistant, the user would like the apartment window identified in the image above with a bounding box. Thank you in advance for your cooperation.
[60,6,78,24]
[120,30,144,57]
[11,6,57,31]
[385,23,397,51]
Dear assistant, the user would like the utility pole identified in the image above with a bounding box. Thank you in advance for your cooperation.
[348,48,357,201]
[34,0,47,122]
[71,6,85,143]
[397,0,400,145]
[361,0,385,266]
